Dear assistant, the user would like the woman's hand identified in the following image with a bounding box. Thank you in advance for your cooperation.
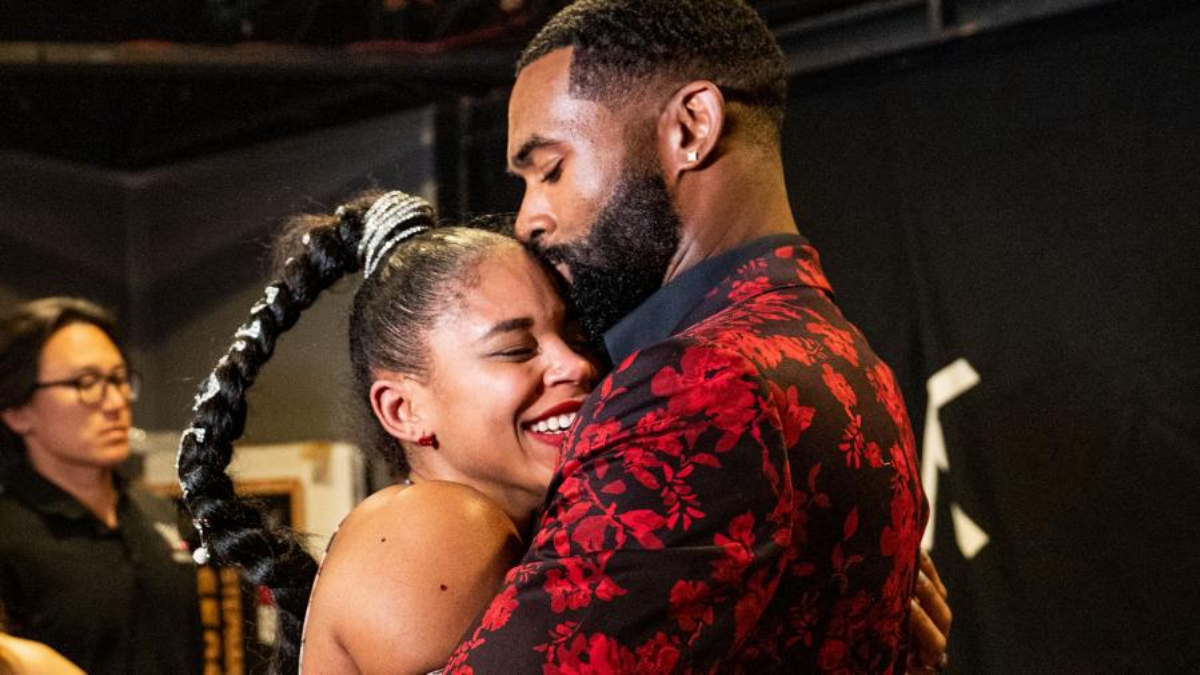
[907,550,952,673]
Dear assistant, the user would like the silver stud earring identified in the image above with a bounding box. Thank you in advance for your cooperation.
[686,150,700,163]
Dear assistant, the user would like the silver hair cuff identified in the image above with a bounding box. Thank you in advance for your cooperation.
[358,191,435,278]
[174,426,213,565]
[192,375,220,412]
[191,517,211,565]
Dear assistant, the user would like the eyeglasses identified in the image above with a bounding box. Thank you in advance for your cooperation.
[33,369,142,406]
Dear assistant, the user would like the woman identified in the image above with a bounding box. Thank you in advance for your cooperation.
[176,190,598,674]
[177,191,950,675]
[0,298,204,675]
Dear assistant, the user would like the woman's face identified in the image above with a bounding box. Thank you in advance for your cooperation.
[409,244,598,522]
[2,322,133,475]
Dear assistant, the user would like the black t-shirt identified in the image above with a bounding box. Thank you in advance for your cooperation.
[0,460,203,675]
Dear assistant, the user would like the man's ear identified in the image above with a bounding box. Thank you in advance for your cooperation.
[369,376,426,444]
[658,80,725,183]
[1,406,33,436]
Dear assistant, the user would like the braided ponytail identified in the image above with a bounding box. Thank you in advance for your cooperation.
[175,191,433,673]
[176,191,516,674]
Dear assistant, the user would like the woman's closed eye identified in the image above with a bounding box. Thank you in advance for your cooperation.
[490,343,539,360]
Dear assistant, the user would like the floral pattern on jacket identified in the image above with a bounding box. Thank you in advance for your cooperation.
[448,239,927,674]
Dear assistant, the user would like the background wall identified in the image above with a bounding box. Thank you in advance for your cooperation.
[0,106,436,442]
[783,5,1200,672]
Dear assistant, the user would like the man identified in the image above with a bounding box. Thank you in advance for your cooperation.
[448,1,949,671]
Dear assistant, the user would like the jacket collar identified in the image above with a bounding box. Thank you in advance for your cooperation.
[603,233,834,365]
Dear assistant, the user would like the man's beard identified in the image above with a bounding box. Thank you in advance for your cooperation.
[536,166,682,342]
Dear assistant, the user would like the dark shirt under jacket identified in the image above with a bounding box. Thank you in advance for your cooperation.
[449,234,928,673]
[0,459,203,675]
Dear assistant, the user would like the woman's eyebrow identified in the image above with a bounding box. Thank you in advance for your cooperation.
[479,317,535,341]
[43,365,120,381]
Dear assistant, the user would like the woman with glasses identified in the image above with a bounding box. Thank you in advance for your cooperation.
[0,297,203,675]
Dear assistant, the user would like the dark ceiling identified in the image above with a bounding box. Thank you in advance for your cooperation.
[0,0,1131,170]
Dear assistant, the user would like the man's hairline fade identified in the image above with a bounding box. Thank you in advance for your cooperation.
[515,0,787,148]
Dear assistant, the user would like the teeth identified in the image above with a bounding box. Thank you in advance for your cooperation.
[531,412,576,434]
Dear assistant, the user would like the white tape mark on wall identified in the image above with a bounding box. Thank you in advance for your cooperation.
[921,358,989,558]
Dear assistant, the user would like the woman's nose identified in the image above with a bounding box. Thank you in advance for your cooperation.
[99,381,129,413]
[547,346,597,389]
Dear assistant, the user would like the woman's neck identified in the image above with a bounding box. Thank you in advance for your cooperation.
[26,450,120,528]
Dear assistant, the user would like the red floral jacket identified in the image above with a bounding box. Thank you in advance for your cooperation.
[448,235,927,673]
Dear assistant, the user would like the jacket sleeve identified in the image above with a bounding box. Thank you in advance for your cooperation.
[446,338,794,673]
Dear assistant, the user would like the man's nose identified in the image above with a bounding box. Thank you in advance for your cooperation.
[516,193,555,244]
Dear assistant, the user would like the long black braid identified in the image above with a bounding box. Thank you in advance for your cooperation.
[175,191,513,673]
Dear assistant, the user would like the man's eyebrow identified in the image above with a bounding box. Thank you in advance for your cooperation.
[480,317,535,341]
[508,135,557,173]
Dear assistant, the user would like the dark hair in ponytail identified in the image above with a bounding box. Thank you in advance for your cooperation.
[176,191,516,673]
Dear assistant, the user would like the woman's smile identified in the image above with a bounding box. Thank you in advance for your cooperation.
[523,399,584,450]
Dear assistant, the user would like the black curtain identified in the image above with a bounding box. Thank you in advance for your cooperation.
[784,3,1200,672]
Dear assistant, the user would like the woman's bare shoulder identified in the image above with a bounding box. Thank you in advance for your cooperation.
[343,480,518,543]
[303,481,522,674]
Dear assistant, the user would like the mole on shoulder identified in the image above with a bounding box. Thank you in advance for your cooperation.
[380,537,387,543]
[440,584,448,591]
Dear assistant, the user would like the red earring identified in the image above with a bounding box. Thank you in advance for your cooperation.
[416,433,439,449]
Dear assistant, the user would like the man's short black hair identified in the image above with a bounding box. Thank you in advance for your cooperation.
[519,0,787,141]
